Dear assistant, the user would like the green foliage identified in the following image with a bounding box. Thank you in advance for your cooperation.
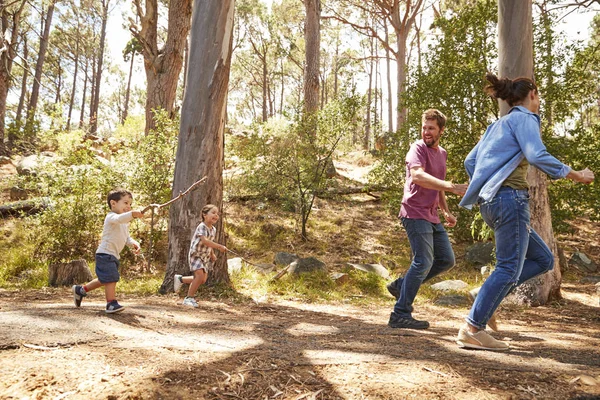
[229,92,363,239]
[28,150,121,263]
[0,220,48,288]
[370,0,498,239]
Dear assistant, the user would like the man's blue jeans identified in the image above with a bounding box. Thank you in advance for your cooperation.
[394,218,455,318]
[467,187,554,330]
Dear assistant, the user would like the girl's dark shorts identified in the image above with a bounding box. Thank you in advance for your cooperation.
[95,253,120,283]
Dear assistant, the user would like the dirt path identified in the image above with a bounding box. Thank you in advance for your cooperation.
[1,282,599,400]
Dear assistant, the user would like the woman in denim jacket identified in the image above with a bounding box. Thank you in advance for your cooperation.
[456,73,594,351]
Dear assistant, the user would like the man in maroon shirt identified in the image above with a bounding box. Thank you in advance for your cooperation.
[387,109,468,329]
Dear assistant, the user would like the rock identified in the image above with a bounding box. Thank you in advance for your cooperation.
[16,153,56,176]
[435,294,471,307]
[346,263,390,279]
[274,252,299,266]
[430,280,468,292]
[9,186,28,201]
[465,242,494,267]
[227,257,243,274]
[480,266,492,276]
[48,259,93,287]
[580,275,600,284]
[325,158,337,178]
[330,272,349,285]
[569,252,597,273]
[289,257,326,275]
[253,263,275,274]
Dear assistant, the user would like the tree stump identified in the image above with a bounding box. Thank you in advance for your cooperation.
[48,259,93,287]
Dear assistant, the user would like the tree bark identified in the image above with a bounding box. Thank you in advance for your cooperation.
[122,50,135,124]
[131,0,192,134]
[89,0,110,135]
[66,38,79,131]
[161,0,234,293]
[0,0,27,153]
[498,0,560,305]
[303,0,320,116]
[25,0,55,134]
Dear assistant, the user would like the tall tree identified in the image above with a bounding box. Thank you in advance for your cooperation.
[303,0,320,118]
[498,0,561,305]
[0,0,27,154]
[89,0,110,135]
[161,0,235,293]
[325,0,425,130]
[25,0,55,135]
[130,0,192,134]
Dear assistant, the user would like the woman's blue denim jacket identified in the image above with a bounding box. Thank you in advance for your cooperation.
[459,106,571,210]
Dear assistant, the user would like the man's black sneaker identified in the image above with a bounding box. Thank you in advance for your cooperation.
[386,278,403,300]
[387,312,429,329]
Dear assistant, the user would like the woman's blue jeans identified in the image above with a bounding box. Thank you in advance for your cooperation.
[467,187,554,330]
[394,218,455,318]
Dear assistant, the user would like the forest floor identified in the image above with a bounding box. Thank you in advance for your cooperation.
[1,151,600,399]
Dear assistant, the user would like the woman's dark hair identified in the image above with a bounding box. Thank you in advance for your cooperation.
[484,72,537,107]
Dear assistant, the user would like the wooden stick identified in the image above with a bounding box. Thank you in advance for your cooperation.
[226,248,263,268]
[141,176,207,214]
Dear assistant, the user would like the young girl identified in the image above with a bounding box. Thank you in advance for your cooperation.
[174,204,228,307]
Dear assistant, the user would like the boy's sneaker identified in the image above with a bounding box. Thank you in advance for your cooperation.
[469,287,499,331]
[387,312,429,329]
[72,285,87,307]
[456,324,509,351]
[105,300,125,314]
[182,297,198,308]
[386,277,403,300]
[174,274,183,292]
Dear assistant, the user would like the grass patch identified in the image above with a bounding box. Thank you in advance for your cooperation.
[230,266,391,305]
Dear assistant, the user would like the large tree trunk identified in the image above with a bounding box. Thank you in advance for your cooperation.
[132,0,192,134]
[0,0,27,153]
[498,0,560,306]
[161,0,234,294]
[25,0,55,134]
[385,24,393,133]
[89,0,109,135]
[303,0,320,116]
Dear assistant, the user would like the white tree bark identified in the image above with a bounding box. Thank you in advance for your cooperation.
[161,0,235,293]
[498,0,561,305]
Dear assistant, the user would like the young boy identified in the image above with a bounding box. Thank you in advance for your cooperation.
[72,188,143,313]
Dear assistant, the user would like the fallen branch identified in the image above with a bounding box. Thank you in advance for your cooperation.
[0,198,50,218]
[270,264,292,281]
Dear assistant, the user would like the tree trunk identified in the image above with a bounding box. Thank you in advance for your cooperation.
[385,25,393,133]
[66,41,79,130]
[122,50,135,124]
[15,35,28,127]
[1,0,27,153]
[133,0,192,134]
[25,0,55,134]
[79,60,88,128]
[498,0,560,305]
[303,0,320,116]
[365,34,374,150]
[161,0,234,293]
[262,52,268,122]
[90,0,109,135]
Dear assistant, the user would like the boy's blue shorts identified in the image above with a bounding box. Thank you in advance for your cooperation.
[95,253,120,283]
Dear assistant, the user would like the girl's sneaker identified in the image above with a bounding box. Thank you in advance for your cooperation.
[72,285,87,307]
[174,274,183,292]
[182,297,198,308]
[106,300,125,314]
